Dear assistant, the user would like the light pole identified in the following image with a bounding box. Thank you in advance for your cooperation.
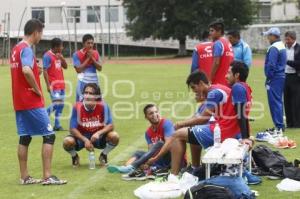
[108,0,111,59]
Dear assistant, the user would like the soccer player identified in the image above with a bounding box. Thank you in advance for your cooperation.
[107,104,185,180]
[43,38,67,131]
[190,30,213,76]
[10,19,66,185]
[209,21,234,85]
[73,34,102,101]
[226,30,252,67]
[262,27,286,135]
[62,83,119,167]
[226,61,253,144]
[148,71,242,177]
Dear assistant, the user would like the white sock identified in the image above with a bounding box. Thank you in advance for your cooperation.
[102,142,116,155]
[68,149,77,157]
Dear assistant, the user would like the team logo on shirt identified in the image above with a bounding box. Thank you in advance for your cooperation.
[47,124,53,131]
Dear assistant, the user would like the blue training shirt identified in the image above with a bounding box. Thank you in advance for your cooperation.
[213,40,223,57]
[204,89,226,110]
[232,39,252,67]
[191,50,199,73]
[70,102,112,130]
[231,83,247,104]
[21,47,34,68]
[42,53,51,69]
[145,119,174,145]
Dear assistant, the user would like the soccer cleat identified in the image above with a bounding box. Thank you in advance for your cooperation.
[243,171,262,185]
[99,153,108,166]
[41,175,67,185]
[122,169,147,181]
[72,154,80,167]
[20,176,42,185]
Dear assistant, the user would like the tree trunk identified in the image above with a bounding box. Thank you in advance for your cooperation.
[178,38,187,56]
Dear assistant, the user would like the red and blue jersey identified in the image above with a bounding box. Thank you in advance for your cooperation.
[10,41,44,111]
[212,37,234,85]
[191,42,214,77]
[145,119,174,145]
[72,49,100,84]
[231,82,252,117]
[204,84,240,141]
[43,50,65,90]
[70,101,112,134]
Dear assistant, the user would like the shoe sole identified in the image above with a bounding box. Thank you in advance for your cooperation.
[122,176,147,181]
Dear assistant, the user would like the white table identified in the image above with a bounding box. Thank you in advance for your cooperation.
[202,143,251,179]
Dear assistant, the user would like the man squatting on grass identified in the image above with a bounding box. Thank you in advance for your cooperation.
[107,104,187,180]
[63,83,119,167]
[147,67,254,178]
[10,19,66,185]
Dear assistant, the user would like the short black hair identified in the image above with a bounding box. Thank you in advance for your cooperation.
[230,61,249,82]
[143,104,156,115]
[227,30,240,39]
[186,71,209,86]
[285,31,296,40]
[82,34,94,44]
[209,20,225,35]
[82,83,102,101]
[24,19,44,36]
[51,38,63,49]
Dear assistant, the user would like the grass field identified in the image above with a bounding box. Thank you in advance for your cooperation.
[0,57,300,199]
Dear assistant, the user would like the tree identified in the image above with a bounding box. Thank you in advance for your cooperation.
[123,0,256,55]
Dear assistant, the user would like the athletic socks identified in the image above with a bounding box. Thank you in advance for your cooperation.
[102,142,116,155]
[54,103,64,128]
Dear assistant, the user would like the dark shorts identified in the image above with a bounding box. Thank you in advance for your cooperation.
[66,133,107,151]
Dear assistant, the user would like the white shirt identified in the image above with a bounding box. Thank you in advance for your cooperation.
[285,42,296,74]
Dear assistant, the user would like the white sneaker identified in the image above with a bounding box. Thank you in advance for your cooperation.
[167,174,179,183]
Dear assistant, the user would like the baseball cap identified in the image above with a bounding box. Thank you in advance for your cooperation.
[263,27,281,36]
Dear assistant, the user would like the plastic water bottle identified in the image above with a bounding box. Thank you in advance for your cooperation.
[89,151,96,169]
[213,123,221,147]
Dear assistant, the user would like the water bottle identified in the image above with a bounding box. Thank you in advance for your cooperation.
[89,151,96,169]
[213,123,221,147]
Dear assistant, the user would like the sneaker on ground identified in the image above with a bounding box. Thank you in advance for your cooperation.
[107,165,134,173]
[20,176,42,185]
[72,154,80,167]
[99,153,108,166]
[167,173,180,183]
[243,171,262,185]
[41,175,67,185]
[255,132,272,142]
[153,167,169,177]
[122,169,147,181]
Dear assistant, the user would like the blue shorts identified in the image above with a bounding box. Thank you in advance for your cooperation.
[67,133,107,151]
[189,124,241,149]
[50,89,65,101]
[16,108,53,136]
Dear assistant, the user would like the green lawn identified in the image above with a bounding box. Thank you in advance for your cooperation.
[0,59,299,199]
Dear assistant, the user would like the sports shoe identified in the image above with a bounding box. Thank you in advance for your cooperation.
[107,165,134,173]
[72,154,80,167]
[274,137,289,149]
[255,132,272,142]
[20,176,42,185]
[153,167,169,177]
[41,175,67,185]
[122,169,147,181]
[99,153,108,166]
[243,171,262,185]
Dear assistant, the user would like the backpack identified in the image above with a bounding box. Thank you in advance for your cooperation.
[252,145,289,170]
[184,184,235,199]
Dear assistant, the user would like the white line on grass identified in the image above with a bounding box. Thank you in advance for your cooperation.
[67,94,195,199]
[67,135,145,199]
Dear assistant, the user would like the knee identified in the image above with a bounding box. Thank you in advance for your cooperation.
[63,137,75,149]
[19,135,32,146]
[43,134,56,145]
[107,131,119,145]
